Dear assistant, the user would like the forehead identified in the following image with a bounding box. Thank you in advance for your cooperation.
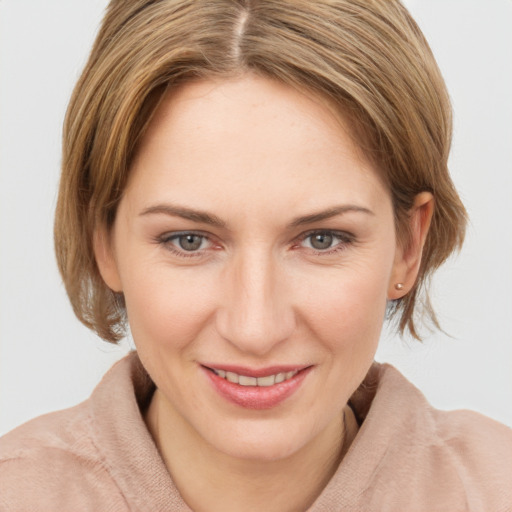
[125,75,391,221]
[140,76,361,163]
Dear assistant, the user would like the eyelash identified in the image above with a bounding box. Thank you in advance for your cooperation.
[297,230,355,255]
[155,230,354,258]
[156,231,215,258]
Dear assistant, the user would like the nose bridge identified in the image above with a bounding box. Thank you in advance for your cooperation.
[216,247,295,355]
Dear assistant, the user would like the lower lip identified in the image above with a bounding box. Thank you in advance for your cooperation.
[203,367,312,410]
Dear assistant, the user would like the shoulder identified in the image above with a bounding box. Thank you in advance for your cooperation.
[383,364,512,475]
[347,363,512,510]
[386,364,512,508]
[0,399,128,511]
[430,407,512,493]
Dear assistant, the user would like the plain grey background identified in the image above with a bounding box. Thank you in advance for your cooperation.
[1,0,511,435]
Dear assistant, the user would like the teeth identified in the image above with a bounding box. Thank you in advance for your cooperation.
[212,368,298,386]
[226,371,238,383]
[275,373,285,384]
[239,375,257,386]
[257,375,275,387]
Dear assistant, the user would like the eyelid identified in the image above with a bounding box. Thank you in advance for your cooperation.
[156,230,217,257]
[159,230,210,242]
[295,229,355,253]
[155,229,355,258]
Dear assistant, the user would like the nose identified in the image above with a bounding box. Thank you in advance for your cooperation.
[215,249,296,356]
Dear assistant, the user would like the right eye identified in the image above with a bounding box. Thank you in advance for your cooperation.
[173,233,208,251]
[305,232,336,250]
[158,231,213,257]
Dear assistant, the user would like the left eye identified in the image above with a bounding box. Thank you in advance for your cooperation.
[167,233,210,252]
[301,232,346,251]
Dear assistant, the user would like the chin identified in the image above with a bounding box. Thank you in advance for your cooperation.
[201,416,321,462]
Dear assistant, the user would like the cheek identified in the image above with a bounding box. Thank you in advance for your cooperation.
[295,263,390,351]
[120,260,218,350]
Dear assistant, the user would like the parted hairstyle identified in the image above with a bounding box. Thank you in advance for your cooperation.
[54,0,467,343]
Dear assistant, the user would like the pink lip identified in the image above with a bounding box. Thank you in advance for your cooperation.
[202,365,312,410]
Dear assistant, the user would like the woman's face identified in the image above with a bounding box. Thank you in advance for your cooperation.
[98,76,411,461]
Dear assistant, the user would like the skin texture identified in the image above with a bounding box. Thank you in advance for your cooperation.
[95,75,433,512]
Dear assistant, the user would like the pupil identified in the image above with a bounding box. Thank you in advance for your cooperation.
[179,234,202,251]
[311,233,333,250]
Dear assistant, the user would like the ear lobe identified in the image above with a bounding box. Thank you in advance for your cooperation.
[388,191,434,299]
[93,227,123,293]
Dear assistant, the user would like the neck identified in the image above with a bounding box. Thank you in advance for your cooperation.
[145,389,352,512]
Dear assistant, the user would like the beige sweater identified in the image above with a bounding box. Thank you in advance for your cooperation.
[1,353,511,511]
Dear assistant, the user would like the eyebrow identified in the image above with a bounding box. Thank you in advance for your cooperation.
[139,204,227,228]
[288,205,374,227]
[139,203,373,229]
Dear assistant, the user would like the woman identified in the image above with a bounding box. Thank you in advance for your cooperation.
[1,1,511,510]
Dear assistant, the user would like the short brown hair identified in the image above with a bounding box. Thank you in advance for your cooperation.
[55,0,466,343]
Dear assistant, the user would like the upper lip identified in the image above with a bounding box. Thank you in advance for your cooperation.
[201,364,312,378]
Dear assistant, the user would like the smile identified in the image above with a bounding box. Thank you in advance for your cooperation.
[211,368,299,387]
[203,365,312,409]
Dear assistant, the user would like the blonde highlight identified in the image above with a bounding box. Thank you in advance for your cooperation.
[55,0,466,342]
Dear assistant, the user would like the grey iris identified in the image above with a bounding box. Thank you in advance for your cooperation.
[179,234,203,251]
[310,233,333,250]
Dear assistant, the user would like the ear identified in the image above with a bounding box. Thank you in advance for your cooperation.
[93,226,123,293]
[388,192,434,300]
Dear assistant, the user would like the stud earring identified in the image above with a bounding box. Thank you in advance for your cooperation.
[394,283,404,290]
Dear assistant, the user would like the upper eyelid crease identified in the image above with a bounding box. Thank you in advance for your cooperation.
[161,230,209,239]
[298,230,352,242]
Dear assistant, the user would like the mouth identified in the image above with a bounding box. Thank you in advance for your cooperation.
[201,364,312,409]
[209,367,300,386]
